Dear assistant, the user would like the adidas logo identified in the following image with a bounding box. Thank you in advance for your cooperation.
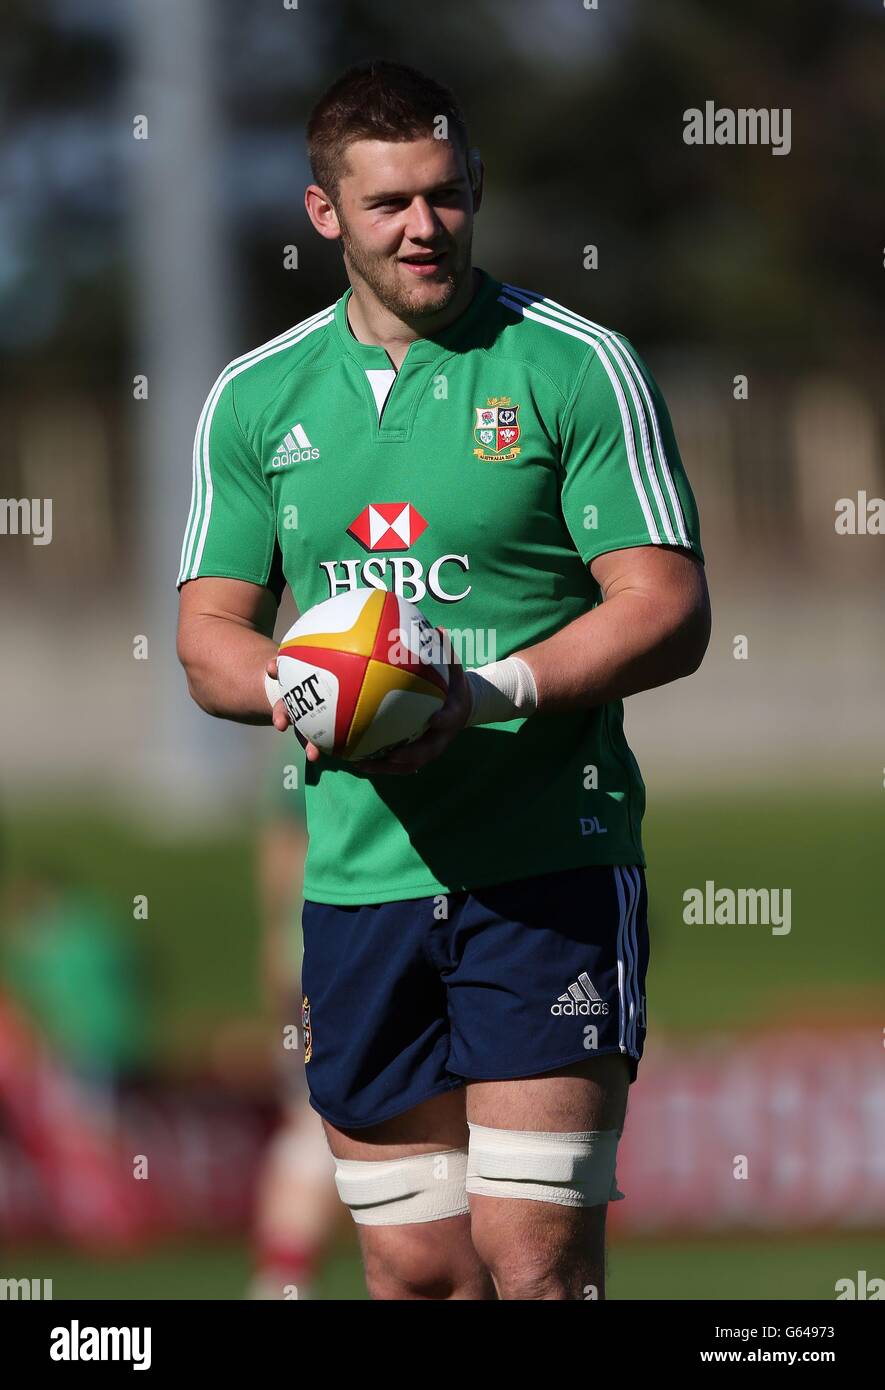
[550,971,609,1016]
[271,423,319,467]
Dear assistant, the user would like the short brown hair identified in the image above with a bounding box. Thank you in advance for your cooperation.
[307,60,470,204]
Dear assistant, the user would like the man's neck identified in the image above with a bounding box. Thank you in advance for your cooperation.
[346,267,479,371]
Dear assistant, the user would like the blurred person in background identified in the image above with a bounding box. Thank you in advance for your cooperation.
[248,734,338,1301]
[0,866,149,1127]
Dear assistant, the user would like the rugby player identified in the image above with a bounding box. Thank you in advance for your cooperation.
[177,60,711,1300]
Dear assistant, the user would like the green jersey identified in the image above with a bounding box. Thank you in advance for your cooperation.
[178,269,703,905]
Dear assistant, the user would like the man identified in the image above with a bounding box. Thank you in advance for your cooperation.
[177,59,710,1300]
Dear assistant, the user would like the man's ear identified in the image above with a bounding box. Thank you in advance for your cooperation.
[304,183,341,241]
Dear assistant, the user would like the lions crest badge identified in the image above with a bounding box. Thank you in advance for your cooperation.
[473,397,521,462]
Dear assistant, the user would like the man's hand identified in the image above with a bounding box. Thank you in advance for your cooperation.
[266,656,318,764]
[268,641,472,776]
[354,654,471,775]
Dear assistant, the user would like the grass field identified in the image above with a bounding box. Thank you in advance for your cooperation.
[2,784,883,1299]
[6,1235,884,1301]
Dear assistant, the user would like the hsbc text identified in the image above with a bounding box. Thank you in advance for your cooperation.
[319,554,471,604]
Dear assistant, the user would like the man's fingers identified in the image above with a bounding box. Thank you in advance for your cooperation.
[427,664,470,730]
[270,699,321,762]
[357,728,449,775]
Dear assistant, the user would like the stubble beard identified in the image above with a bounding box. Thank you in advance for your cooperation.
[338,214,472,322]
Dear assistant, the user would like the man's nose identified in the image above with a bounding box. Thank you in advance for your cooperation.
[404,197,441,240]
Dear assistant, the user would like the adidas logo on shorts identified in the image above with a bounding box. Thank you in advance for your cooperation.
[551,971,610,1016]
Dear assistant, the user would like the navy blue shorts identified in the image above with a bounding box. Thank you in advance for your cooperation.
[300,864,649,1130]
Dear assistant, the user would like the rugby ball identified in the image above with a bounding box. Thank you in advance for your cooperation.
[274,589,449,760]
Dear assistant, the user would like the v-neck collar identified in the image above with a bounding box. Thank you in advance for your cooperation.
[334,267,499,370]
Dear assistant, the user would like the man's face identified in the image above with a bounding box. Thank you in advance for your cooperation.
[331,136,476,319]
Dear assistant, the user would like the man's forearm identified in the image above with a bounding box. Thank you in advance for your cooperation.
[178,614,277,724]
[515,589,710,716]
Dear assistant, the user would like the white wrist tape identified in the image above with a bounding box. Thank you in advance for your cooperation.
[465,656,539,728]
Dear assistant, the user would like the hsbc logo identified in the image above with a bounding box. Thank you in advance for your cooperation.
[347,502,427,551]
[320,502,471,604]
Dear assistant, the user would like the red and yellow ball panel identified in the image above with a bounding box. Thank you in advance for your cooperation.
[277,589,448,760]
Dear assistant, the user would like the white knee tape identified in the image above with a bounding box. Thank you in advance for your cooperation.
[333,1148,469,1226]
[466,1124,625,1208]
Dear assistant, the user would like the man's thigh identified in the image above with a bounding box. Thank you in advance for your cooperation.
[322,1087,468,1162]
[464,1054,631,1298]
[322,1090,494,1299]
[466,1052,630,1221]
[466,1052,630,1134]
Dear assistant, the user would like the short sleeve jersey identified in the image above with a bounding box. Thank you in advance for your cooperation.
[178,270,703,905]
